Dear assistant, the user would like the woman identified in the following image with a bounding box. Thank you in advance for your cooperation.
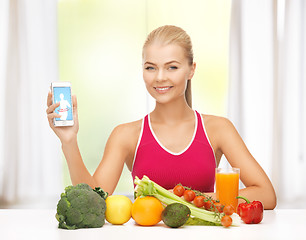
[46,25,276,209]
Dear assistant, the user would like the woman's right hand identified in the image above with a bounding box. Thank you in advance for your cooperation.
[46,91,79,144]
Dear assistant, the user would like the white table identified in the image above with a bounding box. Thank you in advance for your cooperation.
[0,209,304,240]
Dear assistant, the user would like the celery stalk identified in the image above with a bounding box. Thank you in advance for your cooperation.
[134,175,231,225]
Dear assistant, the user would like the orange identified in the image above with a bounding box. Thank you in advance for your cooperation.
[131,196,164,226]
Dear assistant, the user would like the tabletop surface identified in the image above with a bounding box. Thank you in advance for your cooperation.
[0,209,305,240]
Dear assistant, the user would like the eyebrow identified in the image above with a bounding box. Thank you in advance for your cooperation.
[144,60,181,65]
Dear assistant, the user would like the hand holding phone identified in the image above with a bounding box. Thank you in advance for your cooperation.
[51,82,74,127]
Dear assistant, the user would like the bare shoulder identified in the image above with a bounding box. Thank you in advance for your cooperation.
[108,118,143,156]
[108,119,143,169]
[201,114,238,157]
[104,118,143,156]
[201,114,235,133]
[111,119,143,144]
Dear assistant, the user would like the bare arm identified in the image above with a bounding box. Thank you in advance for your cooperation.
[46,92,135,194]
[61,139,96,187]
[47,92,96,187]
[61,124,133,194]
[93,123,137,194]
[210,117,277,209]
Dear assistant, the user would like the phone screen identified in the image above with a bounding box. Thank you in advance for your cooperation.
[53,86,73,121]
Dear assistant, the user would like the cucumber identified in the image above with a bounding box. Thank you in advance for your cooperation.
[161,203,191,228]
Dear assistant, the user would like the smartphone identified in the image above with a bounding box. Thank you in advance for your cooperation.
[51,81,74,127]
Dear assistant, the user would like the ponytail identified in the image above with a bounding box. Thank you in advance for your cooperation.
[185,79,192,108]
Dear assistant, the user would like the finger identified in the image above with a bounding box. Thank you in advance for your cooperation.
[47,112,61,128]
[47,113,61,128]
[47,112,61,120]
[47,91,53,107]
[46,102,60,114]
[72,95,77,109]
[72,95,78,119]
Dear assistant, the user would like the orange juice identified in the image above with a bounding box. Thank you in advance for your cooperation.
[215,168,240,211]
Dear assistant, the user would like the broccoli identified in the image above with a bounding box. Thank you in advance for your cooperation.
[55,183,107,230]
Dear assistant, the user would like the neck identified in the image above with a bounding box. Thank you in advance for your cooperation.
[150,97,194,123]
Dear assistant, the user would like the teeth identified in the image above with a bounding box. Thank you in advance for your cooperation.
[156,87,170,90]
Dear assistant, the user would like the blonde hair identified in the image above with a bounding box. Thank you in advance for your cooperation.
[142,25,194,108]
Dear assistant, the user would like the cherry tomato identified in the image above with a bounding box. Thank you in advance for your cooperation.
[204,200,212,210]
[193,196,205,208]
[173,185,185,197]
[214,203,224,213]
[221,215,232,227]
[183,190,196,202]
[223,205,235,216]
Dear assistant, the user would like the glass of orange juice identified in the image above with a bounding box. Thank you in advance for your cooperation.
[215,168,240,211]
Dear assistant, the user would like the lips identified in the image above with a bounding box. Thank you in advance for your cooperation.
[154,86,173,94]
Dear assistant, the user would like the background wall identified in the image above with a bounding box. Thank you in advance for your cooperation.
[4,0,302,209]
[58,0,231,194]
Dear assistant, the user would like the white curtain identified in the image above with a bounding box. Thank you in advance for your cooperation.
[229,0,306,207]
[0,0,61,206]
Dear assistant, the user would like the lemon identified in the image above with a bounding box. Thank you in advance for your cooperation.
[105,195,133,225]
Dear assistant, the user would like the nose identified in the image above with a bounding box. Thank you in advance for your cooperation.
[156,69,167,82]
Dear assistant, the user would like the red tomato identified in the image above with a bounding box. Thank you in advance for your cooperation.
[173,185,185,197]
[214,203,224,213]
[193,196,205,208]
[204,200,212,210]
[183,190,196,202]
[223,205,235,216]
[221,215,232,227]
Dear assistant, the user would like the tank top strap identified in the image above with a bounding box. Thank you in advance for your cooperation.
[194,110,212,147]
[139,114,155,146]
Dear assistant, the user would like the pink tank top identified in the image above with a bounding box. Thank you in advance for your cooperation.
[131,110,216,192]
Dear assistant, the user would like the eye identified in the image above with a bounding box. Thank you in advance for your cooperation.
[169,66,178,70]
[145,66,155,71]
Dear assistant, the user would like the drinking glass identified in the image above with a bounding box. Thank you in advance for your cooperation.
[215,168,240,211]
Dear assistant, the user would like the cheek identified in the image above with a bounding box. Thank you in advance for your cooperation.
[143,72,154,86]
[173,72,188,85]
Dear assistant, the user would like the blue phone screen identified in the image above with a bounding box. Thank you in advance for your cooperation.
[53,86,73,121]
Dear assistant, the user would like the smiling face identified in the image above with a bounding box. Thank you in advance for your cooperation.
[143,43,195,106]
